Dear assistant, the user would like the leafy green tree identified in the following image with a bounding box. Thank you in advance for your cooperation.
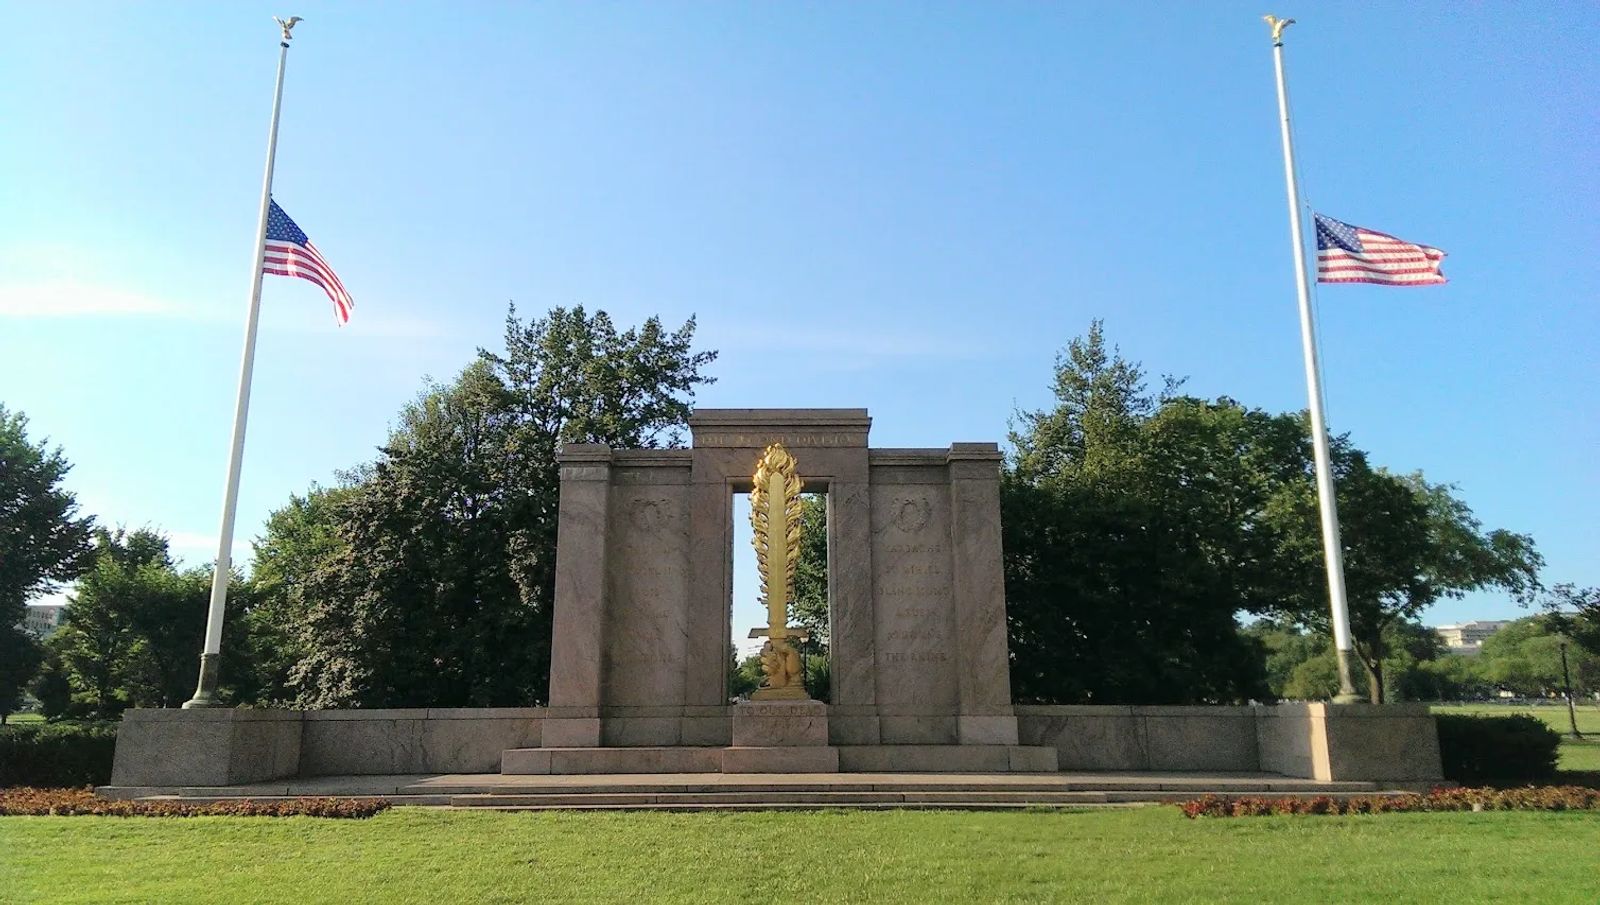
[791,494,828,644]
[27,646,74,719]
[1266,463,1543,703]
[265,305,716,708]
[0,405,95,720]
[1248,619,1453,702]
[1479,615,1600,698]
[0,631,42,722]
[50,531,155,715]
[1410,654,1490,701]
[1004,325,1273,704]
[49,529,240,713]
[243,485,357,704]
[1006,322,1540,706]
[1243,621,1327,701]
[729,652,762,700]
[1544,584,1600,658]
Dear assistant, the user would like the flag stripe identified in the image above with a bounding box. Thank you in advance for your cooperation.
[262,265,352,319]
[262,200,354,324]
[1320,264,1444,277]
[1320,275,1447,285]
[1313,213,1446,287]
[262,260,353,319]
[263,263,353,319]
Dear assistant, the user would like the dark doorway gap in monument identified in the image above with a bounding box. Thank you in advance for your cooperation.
[729,489,830,702]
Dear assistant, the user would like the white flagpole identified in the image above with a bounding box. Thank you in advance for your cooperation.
[184,16,301,708]
[1264,15,1362,705]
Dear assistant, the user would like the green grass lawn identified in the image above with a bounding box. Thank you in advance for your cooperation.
[4,807,1600,904]
[1432,702,1600,773]
[3,713,44,725]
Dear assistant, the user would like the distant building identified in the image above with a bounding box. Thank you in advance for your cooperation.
[19,604,66,639]
[1434,620,1510,656]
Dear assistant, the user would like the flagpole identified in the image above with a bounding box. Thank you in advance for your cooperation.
[184,16,300,708]
[1264,15,1362,705]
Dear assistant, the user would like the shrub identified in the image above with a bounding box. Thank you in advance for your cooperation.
[1435,713,1560,785]
[0,721,119,788]
[1179,786,1600,818]
[0,787,391,818]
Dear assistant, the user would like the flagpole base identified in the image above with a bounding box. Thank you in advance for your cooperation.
[1331,646,1363,705]
[181,653,225,709]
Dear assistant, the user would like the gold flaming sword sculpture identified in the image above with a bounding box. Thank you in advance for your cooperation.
[749,443,809,700]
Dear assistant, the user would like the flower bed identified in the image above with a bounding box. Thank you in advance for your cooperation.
[0,787,390,818]
[1180,786,1600,818]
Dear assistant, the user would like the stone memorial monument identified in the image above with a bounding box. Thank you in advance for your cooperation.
[512,408,1057,773]
[107,407,1443,787]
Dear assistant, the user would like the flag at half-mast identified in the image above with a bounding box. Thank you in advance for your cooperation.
[1314,213,1446,287]
[263,199,355,323]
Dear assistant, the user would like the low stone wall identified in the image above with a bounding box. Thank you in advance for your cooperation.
[1017,703,1443,783]
[109,703,1443,786]
[1259,703,1443,782]
[1016,705,1259,772]
[111,708,545,785]
[301,709,544,775]
[110,709,303,787]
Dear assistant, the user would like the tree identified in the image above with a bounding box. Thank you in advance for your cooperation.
[729,652,762,700]
[1266,463,1543,703]
[1005,322,1541,706]
[1246,618,1458,702]
[28,646,74,719]
[0,631,42,722]
[1544,584,1600,657]
[51,529,171,714]
[1004,325,1274,704]
[243,485,357,705]
[1243,621,1327,701]
[261,305,717,708]
[791,494,828,644]
[0,405,95,720]
[1478,615,1600,699]
[49,528,237,713]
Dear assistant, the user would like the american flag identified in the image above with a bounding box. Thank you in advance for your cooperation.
[263,199,354,323]
[1314,213,1446,286]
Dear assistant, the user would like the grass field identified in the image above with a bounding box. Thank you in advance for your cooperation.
[1432,702,1600,773]
[3,713,44,725]
[4,807,1600,904]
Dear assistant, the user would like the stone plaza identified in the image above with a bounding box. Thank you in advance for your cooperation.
[107,409,1444,796]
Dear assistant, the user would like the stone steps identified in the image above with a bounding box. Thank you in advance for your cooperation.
[113,787,1409,812]
[97,771,1419,810]
[500,744,1059,775]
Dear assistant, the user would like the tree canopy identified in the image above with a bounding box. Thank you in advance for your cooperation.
[0,405,95,721]
[1004,322,1545,705]
[251,305,717,708]
[1004,324,1277,704]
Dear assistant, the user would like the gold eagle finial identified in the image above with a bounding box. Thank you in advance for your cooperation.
[274,16,303,43]
[1264,15,1295,45]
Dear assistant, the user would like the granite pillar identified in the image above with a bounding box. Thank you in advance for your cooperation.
[947,443,1018,745]
[544,444,611,747]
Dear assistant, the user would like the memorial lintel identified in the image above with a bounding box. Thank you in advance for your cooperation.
[947,442,1002,461]
[610,449,693,466]
[689,408,871,449]
[556,443,614,463]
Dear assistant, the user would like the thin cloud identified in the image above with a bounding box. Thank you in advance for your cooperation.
[0,279,190,319]
[0,276,447,340]
[704,324,994,362]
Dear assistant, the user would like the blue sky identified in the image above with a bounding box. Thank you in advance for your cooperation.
[4,3,1595,640]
